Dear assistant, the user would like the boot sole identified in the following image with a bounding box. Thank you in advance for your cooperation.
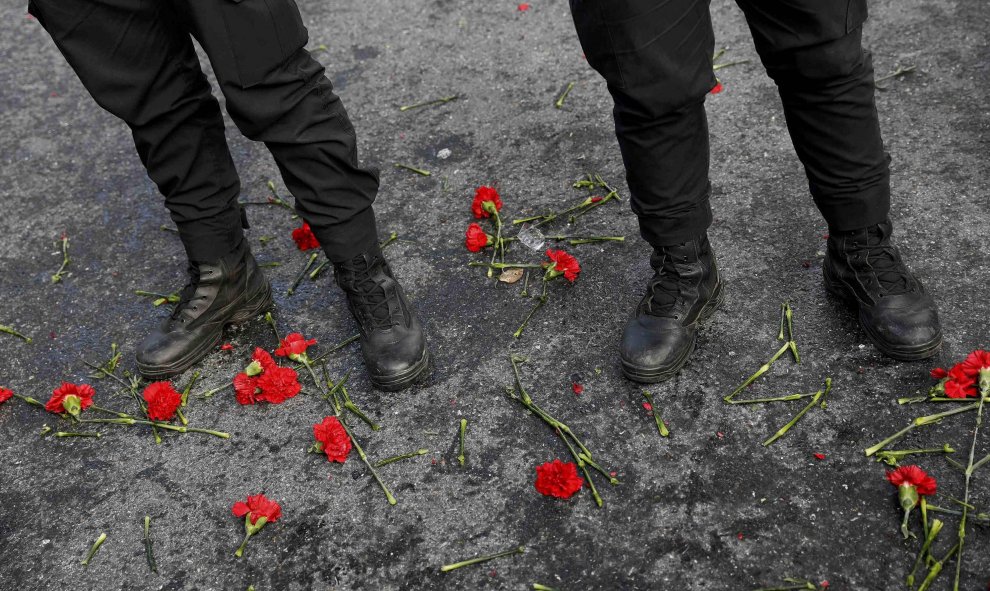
[620,280,725,383]
[370,349,431,392]
[823,273,942,361]
[136,280,274,381]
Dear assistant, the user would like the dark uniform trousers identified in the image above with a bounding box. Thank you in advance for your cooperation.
[28,0,380,263]
[569,0,891,247]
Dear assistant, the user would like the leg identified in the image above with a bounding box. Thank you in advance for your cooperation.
[29,0,273,378]
[736,0,889,230]
[181,0,429,390]
[738,0,941,359]
[570,0,716,247]
[28,0,245,263]
[568,0,723,383]
[178,0,380,263]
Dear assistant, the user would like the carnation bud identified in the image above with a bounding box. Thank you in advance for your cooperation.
[898,483,919,512]
[245,361,263,377]
[980,367,990,394]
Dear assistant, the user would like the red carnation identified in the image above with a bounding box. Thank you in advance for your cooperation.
[233,348,298,405]
[274,332,317,361]
[944,364,977,399]
[465,223,492,252]
[518,2,530,11]
[471,186,503,219]
[572,383,584,395]
[312,416,352,463]
[291,222,321,251]
[0,387,13,405]
[887,465,936,538]
[544,249,580,282]
[221,343,234,351]
[142,381,182,421]
[45,382,95,416]
[231,493,282,558]
[710,79,724,94]
[534,459,583,499]
[232,493,282,525]
[929,367,948,379]
[256,366,301,404]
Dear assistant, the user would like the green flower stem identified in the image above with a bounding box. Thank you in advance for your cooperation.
[457,418,467,466]
[264,312,281,343]
[547,235,625,245]
[264,180,296,211]
[907,518,943,588]
[578,460,603,507]
[712,59,750,71]
[914,403,980,426]
[338,417,397,505]
[762,378,832,447]
[783,303,799,362]
[864,423,921,457]
[374,449,428,467]
[487,209,505,276]
[380,231,399,251]
[180,371,200,408]
[874,64,916,87]
[511,186,618,227]
[56,431,101,438]
[724,342,792,402]
[79,417,229,439]
[12,392,44,408]
[440,546,524,572]
[972,452,990,473]
[898,395,987,404]
[952,382,987,590]
[309,335,360,364]
[579,452,619,485]
[921,497,930,542]
[301,360,324,397]
[81,532,107,567]
[917,542,959,591]
[642,390,670,437]
[520,270,530,297]
[160,225,179,233]
[533,585,559,591]
[394,163,431,176]
[135,290,179,306]
[51,234,71,283]
[234,515,268,558]
[567,190,620,222]
[343,392,380,431]
[309,258,330,280]
[752,582,816,591]
[398,95,459,112]
[288,252,320,295]
[40,425,52,436]
[513,280,548,339]
[0,324,32,343]
[925,504,990,524]
[874,445,955,466]
[725,392,816,405]
[144,515,157,573]
[324,370,352,401]
[86,360,161,445]
[198,383,233,399]
[554,81,575,109]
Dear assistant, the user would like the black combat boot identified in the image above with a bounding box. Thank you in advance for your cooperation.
[136,240,272,379]
[823,218,942,360]
[620,234,723,383]
[334,247,430,391]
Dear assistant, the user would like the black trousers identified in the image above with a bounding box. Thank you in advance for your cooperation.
[28,0,380,263]
[569,0,891,247]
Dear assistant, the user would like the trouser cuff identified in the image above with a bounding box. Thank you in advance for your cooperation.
[815,182,891,233]
[636,193,713,247]
[310,207,380,263]
[175,206,245,263]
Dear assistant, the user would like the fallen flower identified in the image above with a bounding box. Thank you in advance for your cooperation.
[472,186,503,219]
[544,249,580,282]
[312,416,352,463]
[813,453,826,460]
[465,223,493,252]
[0,387,12,405]
[275,332,318,363]
[887,465,936,539]
[142,382,182,422]
[535,459,584,499]
[46,382,95,417]
[233,348,300,405]
[440,546,525,573]
[232,494,282,558]
[291,222,320,251]
[710,79,723,94]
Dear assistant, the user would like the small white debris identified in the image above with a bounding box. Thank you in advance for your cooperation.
[437,148,451,159]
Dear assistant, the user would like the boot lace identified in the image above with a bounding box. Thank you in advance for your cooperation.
[644,251,684,319]
[850,225,913,296]
[340,257,397,330]
[169,265,208,323]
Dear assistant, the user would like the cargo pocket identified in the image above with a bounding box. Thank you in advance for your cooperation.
[219,0,309,88]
